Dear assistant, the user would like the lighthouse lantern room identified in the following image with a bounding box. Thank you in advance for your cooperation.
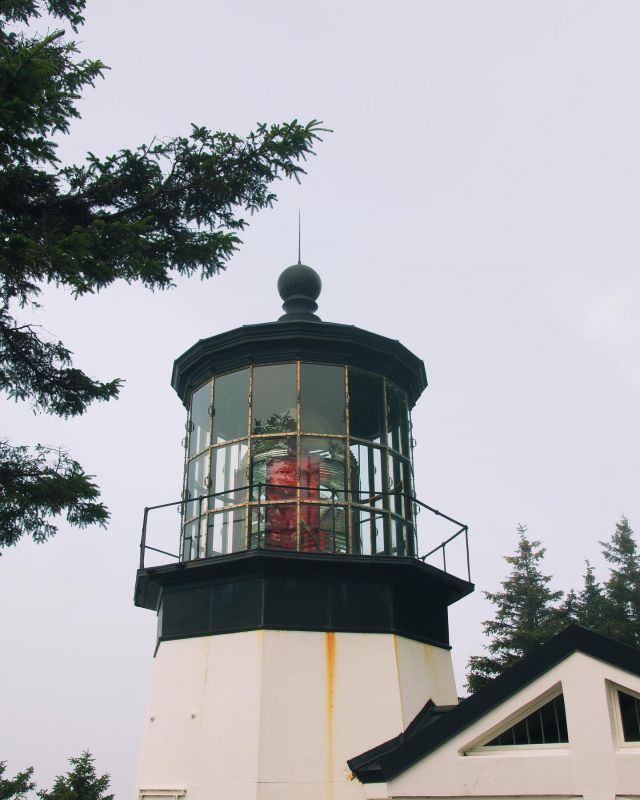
[133,263,473,800]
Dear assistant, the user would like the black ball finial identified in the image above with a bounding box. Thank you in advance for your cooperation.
[277,263,322,321]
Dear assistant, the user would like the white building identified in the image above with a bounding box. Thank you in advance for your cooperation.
[133,264,640,800]
[349,624,640,800]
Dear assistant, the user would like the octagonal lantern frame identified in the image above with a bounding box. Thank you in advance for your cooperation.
[180,360,416,561]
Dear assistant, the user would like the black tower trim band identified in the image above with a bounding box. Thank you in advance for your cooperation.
[135,550,473,648]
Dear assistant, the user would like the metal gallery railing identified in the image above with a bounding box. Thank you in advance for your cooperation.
[138,484,471,583]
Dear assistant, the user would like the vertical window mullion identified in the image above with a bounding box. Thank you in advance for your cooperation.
[245,366,253,550]
[296,360,301,551]
[367,446,377,552]
[381,379,391,554]
[344,365,351,554]
[205,378,214,556]
[202,445,211,558]
[553,696,561,741]
[179,411,190,561]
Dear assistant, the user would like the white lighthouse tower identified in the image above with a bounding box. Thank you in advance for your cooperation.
[133,264,473,800]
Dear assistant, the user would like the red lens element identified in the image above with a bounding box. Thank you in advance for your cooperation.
[265,455,328,551]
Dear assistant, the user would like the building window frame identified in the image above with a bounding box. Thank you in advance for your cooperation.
[607,680,640,749]
[463,683,570,755]
[139,790,185,800]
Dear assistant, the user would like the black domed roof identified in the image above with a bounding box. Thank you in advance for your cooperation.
[171,260,428,407]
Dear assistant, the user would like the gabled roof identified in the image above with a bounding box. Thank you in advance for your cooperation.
[348,625,640,783]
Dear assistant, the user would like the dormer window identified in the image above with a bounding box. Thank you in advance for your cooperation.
[618,690,640,742]
[484,694,568,746]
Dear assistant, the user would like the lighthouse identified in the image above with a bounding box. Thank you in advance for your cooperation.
[133,263,473,800]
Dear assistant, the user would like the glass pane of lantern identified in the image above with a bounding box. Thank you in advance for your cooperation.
[300,503,347,554]
[212,369,249,444]
[388,453,413,517]
[390,518,410,557]
[182,519,200,560]
[248,505,267,549]
[403,462,414,522]
[232,507,247,552]
[351,509,386,555]
[348,443,366,504]
[373,512,386,554]
[182,516,206,560]
[386,381,410,456]
[250,436,296,501]
[209,441,248,509]
[405,522,415,556]
[207,512,226,556]
[403,459,414,500]
[262,503,297,550]
[351,508,370,555]
[251,364,297,435]
[388,453,402,516]
[300,364,345,434]
[185,453,208,519]
[188,381,211,457]
[349,442,386,509]
[207,508,246,556]
[300,437,347,502]
[348,369,385,444]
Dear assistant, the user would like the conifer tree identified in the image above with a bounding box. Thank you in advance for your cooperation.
[0,1,324,547]
[38,752,111,800]
[572,560,610,634]
[600,516,640,646]
[557,587,578,626]
[466,525,564,693]
[0,761,35,800]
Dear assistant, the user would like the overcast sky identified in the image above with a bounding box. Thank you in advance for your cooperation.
[1,1,639,797]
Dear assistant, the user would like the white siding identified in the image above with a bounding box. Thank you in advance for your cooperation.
[385,652,640,800]
[135,630,455,800]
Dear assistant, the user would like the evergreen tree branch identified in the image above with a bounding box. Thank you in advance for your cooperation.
[0,308,121,414]
[465,525,565,692]
[599,516,640,646]
[0,762,35,800]
[0,440,109,547]
[38,751,112,800]
[0,1,326,547]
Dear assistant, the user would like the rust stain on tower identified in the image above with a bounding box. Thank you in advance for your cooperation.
[326,631,336,796]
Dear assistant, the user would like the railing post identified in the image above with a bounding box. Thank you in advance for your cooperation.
[140,507,150,570]
[465,527,471,582]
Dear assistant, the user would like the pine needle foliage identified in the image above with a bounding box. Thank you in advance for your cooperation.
[599,516,640,646]
[465,517,639,693]
[0,0,325,547]
[466,525,564,693]
[0,761,35,800]
[38,752,112,800]
[571,560,609,634]
[0,752,111,800]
